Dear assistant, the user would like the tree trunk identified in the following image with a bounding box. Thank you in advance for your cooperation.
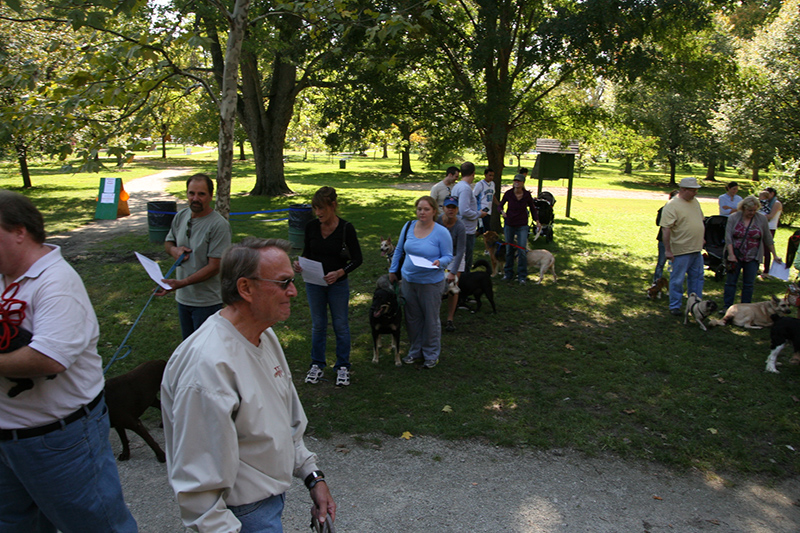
[382,142,388,158]
[238,46,295,196]
[398,127,413,175]
[752,166,759,181]
[215,0,251,218]
[705,156,717,181]
[239,141,246,161]
[161,131,167,159]
[624,161,632,174]
[668,154,677,187]
[718,160,725,172]
[484,136,507,232]
[15,141,32,188]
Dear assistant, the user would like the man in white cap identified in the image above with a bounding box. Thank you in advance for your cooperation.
[660,177,705,315]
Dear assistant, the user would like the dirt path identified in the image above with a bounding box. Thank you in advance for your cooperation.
[53,170,800,532]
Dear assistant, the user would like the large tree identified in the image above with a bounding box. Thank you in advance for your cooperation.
[396,0,726,191]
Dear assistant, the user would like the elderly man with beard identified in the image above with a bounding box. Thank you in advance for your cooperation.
[161,173,232,339]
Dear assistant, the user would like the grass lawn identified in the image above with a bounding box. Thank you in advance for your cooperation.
[3,152,799,480]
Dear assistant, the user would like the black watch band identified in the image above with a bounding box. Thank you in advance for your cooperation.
[304,470,325,490]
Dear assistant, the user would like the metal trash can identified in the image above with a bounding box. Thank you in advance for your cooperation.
[339,159,346,169]
[288,204,313,250]
[147,201,177,243]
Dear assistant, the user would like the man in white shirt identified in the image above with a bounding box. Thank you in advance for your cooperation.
[430,166,459,216]
[473,167,497,234]
[162,237,335,532]
[0,190,136,532]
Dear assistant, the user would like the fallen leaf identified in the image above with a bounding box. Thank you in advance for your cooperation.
[707,428,718,435]
[565,343,575,350]
[792,395,800,403]
[717,377,725,383]
[563,367,572,374]
[442,405,453,413]
[653,495,662,500]
[335,447,351,454]
[706,519,720,525]
[622,409,636,415]
[400,431,413,440]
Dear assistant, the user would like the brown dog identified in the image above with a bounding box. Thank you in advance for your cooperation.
[708,296,792,329]
[482,230,503,276]
[105,359,167,463]
[646,278,668,300]
[525,249,557,284]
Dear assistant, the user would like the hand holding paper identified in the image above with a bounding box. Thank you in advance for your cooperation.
[135,252,173,290]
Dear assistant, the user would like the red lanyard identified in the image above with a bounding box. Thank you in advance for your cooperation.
[0,282,27,351]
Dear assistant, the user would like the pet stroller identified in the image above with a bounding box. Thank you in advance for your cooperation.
[532,191,556,243]
[703,215,727,281]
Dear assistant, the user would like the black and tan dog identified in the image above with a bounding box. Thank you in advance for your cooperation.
[1,327,56,398]
[370,275,402,366]
[105,359,167,463]
[683,292,717,331]
[481,231,505,276]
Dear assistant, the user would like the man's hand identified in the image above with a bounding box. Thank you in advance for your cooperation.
[310,482,336,525]
[167,245,192,262]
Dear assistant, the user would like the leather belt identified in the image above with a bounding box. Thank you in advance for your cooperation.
[0,391,104,441]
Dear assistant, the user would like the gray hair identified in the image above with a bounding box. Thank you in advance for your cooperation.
[220,237,291,305]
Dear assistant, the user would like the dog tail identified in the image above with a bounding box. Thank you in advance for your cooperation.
[472,259,491,272]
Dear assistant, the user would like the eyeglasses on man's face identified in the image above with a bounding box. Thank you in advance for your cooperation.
[248,277,295,290]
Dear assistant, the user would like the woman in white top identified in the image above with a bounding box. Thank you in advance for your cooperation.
[718,181,742,216]
[760,187,782,278]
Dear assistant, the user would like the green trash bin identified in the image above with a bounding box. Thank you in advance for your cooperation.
[288,204,313,250]
[147,201,177,243]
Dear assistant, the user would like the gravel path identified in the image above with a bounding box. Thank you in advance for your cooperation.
[57,172,800,532]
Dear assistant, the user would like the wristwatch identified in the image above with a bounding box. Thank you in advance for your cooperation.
[304,470,325,490]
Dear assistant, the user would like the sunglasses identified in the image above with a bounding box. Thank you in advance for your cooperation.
[248,277,295,290]
[186,218,192,240]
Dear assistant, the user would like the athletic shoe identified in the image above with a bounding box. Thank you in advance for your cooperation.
[403,355,423,365]
[518,279,526,285]
[669,308,681,316]
[335,367,350,387]
[304,364,324,384]
[445,320,455,332]
[423,359,438,369]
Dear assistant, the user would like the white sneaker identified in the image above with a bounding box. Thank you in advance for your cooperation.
[336,367,350,386]
[305,365,324,384]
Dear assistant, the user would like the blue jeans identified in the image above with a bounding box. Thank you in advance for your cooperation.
[669,252,704,311]
[653,241,667,283]
[464,234,476,273]
[504,225,529,281]
[306,279,351,370]
[178,302,223,340]
[230,493,285,533]
[723,259,759,308]
[0,398,138,533]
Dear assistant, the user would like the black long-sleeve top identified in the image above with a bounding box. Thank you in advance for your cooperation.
[301,218,362,278]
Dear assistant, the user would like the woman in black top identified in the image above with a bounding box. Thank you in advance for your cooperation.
[293,187,362,386]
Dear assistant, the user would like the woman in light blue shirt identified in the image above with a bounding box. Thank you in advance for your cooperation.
[389,196,453,368]
[718,182,742,216]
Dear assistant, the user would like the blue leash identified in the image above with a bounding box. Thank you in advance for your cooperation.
[103,254,184,374]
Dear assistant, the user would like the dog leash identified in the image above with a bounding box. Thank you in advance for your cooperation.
[497,239,528,251]
[103,254,184,374]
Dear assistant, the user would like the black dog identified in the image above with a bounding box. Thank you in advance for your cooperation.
[765,314,800,373]
[456,259,496,314]
[1,327,56,398]
[370,281,402,367]
[105,359,167,462]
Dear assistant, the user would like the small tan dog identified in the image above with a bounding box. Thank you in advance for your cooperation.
[525,249,557,284]
[683,292,717,331]
[380,237,395,264]
[708,296,792,329]
[645,278,668,300]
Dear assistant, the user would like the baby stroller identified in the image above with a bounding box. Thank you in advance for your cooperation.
[703,215,727,281]
[532,191,556,243]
